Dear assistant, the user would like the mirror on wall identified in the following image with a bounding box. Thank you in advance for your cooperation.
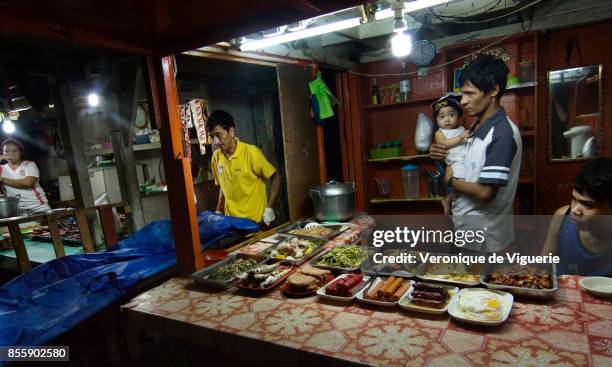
[549,65,603,161]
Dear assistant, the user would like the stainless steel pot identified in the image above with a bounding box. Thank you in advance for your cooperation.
[309,181,355,222]
[0,195,20,218]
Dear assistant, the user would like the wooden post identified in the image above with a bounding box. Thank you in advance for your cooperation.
[8,222,30,272]
[109,61,146,232]
[97,206,118,249]
[75,208,96,253]
[54,84,95,208]
[46,214,66,258]
[147,55,203,274]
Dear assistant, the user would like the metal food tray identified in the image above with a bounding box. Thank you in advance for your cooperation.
[190,253,267,289]
[415,262,482,286]
[309,245,372,273]
[360,249,422,277]
[480,262,558,298]
[277,221,346,241]
[259,236,326,266]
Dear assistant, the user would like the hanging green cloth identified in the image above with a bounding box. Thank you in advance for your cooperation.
[308,72,338,120]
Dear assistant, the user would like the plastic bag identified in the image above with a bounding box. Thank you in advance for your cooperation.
[414,112,434,153]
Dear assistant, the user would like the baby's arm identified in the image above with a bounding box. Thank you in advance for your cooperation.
[434,130,469,149]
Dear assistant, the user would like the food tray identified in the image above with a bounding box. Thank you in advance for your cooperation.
[448,288,513,326]
[282,274,335,297]
[235,263,296,292]
[309,245,372,273]
[416,262,482,286]
[316,274,371,302]
[398,283,459,315]
[360,249,421,277]
[355,277,414,307]
[259,235,326,266]
[190,253,266,289]
[277,221,347,241]
[480,262,558,298]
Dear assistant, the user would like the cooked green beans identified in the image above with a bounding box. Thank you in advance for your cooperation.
[317,246,368,268]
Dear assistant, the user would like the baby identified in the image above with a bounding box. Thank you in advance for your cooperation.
[431,95,469,215]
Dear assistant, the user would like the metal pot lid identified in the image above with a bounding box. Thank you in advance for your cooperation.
[311,181,355,196]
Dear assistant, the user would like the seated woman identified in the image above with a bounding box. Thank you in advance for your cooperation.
[540,157,612,276]
[0,138,51,213]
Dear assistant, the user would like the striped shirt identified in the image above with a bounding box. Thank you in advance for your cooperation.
[452,108,522,252]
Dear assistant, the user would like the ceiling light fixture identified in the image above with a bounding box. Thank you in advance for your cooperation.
[390,0,412,57]
[2,119,15,134]
[240,17,361,51]
[87,93,100,107]
[391,31,412,57]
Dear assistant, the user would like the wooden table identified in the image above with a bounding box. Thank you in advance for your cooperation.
[0,208,94,272]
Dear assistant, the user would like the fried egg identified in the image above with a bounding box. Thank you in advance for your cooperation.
[458,291,503,321]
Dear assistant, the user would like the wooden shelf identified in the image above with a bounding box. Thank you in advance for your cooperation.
[85,138,202,156]
[368,154,429,163]
[362,96,439,110]
[370,196,442,204]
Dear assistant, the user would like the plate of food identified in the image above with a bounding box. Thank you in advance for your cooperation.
[355,276,414,307]
[235,260,295,292]
[311,245,370,273]
[316,273,370,302]
[417,262,481,286]
[481,264,557,298]
[261,236,324,266]
[399,282,458,314]
[282,265,333,296]
[191,253,266,289]
[448,288,513,326]
[278,221,346,241]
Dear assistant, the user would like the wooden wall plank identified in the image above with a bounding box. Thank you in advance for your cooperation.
[276,64,320,220]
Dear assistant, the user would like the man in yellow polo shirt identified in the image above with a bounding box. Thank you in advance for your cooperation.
[207,110,281,225]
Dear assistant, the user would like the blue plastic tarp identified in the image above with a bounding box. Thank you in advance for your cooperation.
[0,212,259,347]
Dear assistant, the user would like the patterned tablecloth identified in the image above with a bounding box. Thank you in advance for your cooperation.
[122,216,612,367]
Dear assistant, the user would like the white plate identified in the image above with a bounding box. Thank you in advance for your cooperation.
[316,274,371,302]
[448,288,513,326]
[355,277,414,307]
[580,277,612,297]
[399,283,459,315]
[417,274,480,287]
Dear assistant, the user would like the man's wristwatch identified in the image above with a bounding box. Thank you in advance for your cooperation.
[448,176,455,189]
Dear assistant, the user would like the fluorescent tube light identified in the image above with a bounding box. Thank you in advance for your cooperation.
[240,17,361,51]
[376,0,452,20]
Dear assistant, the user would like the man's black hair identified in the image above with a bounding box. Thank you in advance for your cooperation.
[574,157,612,206]
[459,54,509,100]
[206,109,235,132]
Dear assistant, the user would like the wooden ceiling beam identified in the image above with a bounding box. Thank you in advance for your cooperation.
[0,15,150,55]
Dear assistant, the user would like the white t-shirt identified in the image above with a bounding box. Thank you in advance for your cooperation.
[440,126,467,179]
[1,161,51,212]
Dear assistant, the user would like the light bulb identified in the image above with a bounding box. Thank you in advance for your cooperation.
[391,31,412,57]
[88,93,100,107]
[3,120,15,134]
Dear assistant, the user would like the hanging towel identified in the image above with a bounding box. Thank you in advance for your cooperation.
[309,72,338,120]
